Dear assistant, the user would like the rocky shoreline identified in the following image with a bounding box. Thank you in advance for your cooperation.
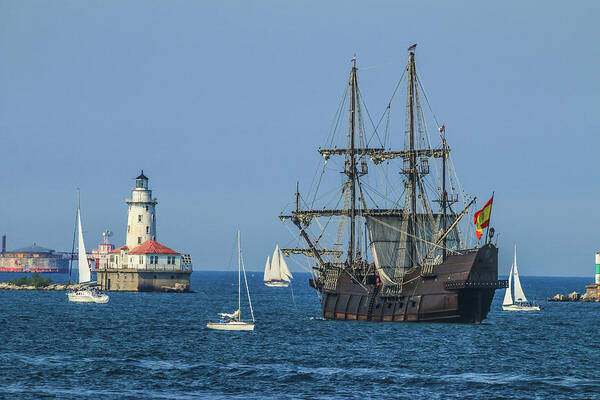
[0,282,196,293]
[0,282,86,291]
[546,291,599,302]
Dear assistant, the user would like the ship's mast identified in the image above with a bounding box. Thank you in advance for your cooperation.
[346,59,358,265]
[442,134,448,261]
[407,51,417,266]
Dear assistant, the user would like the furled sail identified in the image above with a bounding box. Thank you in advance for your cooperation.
[512,246,527,303]
[270,245,282,281]
[502,260,513,306]
[366,213,461,285]
[77,209,91,284]
[218,309,240,319]
[263,256,271,281]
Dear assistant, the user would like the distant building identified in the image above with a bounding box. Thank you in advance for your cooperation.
[0,240,69,273]
[95,172,192,292]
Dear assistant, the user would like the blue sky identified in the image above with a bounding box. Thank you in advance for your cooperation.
[1,1,599,276]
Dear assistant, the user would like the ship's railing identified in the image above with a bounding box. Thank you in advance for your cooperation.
[445,280,508,290]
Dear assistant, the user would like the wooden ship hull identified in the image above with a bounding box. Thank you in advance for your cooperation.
[283,49,505,325]
[310,244,506,323]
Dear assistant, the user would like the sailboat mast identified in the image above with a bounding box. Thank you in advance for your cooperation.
[69,191,80,280]
[237,229,241,315]
[408,51,417,265]
[347,59,358,265]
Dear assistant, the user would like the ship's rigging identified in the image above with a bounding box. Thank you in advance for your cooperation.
[280,49,477,287]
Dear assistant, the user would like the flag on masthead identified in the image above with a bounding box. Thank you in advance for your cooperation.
[408,44,417,51]
[474,196,494,239]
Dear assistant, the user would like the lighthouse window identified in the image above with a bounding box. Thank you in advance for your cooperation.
[138,237,142,244]
[127,225,130,233]
[138,215,142,222]
[146,226,149,234]
[145,206,148,211]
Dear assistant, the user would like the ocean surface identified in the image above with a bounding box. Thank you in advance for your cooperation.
[0,271,598,399]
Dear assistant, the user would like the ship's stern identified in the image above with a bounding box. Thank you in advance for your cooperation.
[446,244,506,323]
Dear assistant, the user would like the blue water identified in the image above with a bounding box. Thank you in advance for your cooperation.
[0,272,598,399]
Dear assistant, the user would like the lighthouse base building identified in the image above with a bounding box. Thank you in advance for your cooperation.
[95,171,192,292]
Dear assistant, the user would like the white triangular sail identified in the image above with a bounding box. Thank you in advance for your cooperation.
[512,245,527,303]
[263,256,271,281]
[279,251,293,282]
[502,259,513,306]
[77,209,91,284]
[270,245,282,281]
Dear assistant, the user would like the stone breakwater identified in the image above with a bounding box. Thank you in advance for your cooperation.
[546,291,599,302]
[0,282,86,291]
[0,282,195,293]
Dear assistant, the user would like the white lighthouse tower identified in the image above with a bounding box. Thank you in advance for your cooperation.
[125,170,157,249]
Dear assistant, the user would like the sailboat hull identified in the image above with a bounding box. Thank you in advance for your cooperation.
[310,244,506,324]
[67,290,110,304]
[206,321,255,331]
[502,304,540,311]
[264,280,289,287]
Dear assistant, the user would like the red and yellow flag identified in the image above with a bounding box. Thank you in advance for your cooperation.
[474,196,493,239]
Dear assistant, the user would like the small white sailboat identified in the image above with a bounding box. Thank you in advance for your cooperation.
[67,192,109,304]
[264,244,292,287]
[207,230,255,331]
[502,245,539,311]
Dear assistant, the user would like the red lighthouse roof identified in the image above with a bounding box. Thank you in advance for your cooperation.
[129,240,179,255]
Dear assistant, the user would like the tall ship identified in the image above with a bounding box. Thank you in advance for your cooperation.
[280,47,506,323]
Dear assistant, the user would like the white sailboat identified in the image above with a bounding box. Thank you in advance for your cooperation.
[67,191,109,304]
[264,244,292,287]
[206,229,255,331]
[502,245,539,311]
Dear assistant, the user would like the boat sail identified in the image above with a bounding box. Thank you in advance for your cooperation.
[502,245,540,311]
[264,245,293,287]
[207,229,255,331]
[67,191,109,304]
[77,208,91,284]
[279,47,506,323]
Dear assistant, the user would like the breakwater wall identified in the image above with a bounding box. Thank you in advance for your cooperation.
[0,282,85,291]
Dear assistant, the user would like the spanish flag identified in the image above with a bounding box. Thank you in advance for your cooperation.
[474,196,493,240]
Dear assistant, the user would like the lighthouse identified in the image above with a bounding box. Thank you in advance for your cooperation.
[95,170,192,292]
[125,170,158,249]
